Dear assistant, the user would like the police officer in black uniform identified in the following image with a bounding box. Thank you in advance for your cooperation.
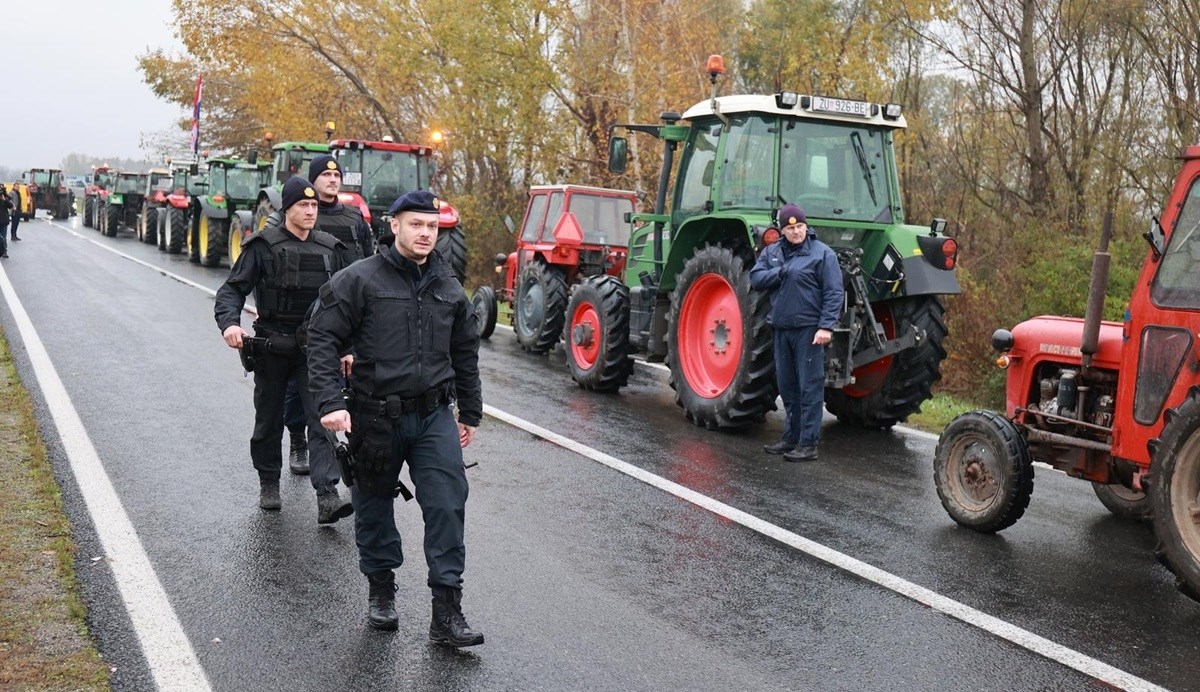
[280,155,376,475]
[215,176,356,523]
[307,190,484,646]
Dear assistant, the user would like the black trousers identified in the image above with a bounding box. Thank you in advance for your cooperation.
[283,376,305,435]
[10,215,19,239]
[250,347,339,493]
[350,404,468,590]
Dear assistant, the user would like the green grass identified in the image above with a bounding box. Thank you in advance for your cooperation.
[905,393,980,434]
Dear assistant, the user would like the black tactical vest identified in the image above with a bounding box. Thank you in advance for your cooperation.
[251,226,342,327]
[317,203,366,260]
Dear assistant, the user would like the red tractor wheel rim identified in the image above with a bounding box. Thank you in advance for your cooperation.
[678,273,741,399]
[843,303,896,398]
[569,302,601,369]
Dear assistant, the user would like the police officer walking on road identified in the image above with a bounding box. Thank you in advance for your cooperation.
[307,190,484,646]
[215,175,356,522]
[750,203,844,462]
[279,155,377,476]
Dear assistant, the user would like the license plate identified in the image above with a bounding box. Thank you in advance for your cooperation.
[342,171,362,186]
[811,97,872,118]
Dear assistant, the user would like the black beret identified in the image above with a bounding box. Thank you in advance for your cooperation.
[388,189,441,216]
[307,154,341,182]
[280,175,317,212]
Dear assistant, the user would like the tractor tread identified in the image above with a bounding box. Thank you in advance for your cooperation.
[565,275,634,393]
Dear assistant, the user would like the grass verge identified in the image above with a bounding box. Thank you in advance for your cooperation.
[905,392,979,434]
[0,326,109,689]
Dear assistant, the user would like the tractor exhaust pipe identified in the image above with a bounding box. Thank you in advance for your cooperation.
[1080,212,1113,370]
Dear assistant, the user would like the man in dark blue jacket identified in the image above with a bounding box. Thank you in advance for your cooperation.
[750,204,844,462]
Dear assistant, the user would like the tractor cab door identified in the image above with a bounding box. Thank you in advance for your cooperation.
[1113,151,1200,466]
[515,190,563,274]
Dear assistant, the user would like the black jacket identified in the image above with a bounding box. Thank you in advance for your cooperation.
[306,244,482,425]
[318,199,374,260]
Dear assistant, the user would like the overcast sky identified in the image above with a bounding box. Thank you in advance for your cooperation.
[0,0,186,170]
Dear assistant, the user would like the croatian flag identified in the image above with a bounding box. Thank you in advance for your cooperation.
[190,74,203,156]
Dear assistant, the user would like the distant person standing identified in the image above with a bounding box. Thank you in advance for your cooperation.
[9,185,22,241]
[0,189,12,258]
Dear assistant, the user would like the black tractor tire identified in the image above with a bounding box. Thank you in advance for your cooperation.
[436,225,468,284]
[934,410,1035,533]
[140,208,158,244]
[564,275,633,393]
[166,208,187,255]
[83,197,94,228]
[199,215,229,268]
[156,207,168,251]
[253,198,275,233]
[1149,388,1200,602]
[824,295,948,429]
[55,199,70,220]
[187,217,201,264]
[666,244,776,430]
[1092,482,1153,521]
[513,260,568,354]
[471,286,498,340]
[103,205,120,237]
[228,212,254,266]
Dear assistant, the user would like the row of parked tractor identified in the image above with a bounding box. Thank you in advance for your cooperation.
[469,56,1200,603]
[74,129,468,280]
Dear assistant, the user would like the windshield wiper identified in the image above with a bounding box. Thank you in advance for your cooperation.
[850,131,877,207]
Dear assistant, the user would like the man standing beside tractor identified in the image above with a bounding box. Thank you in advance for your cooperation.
[751,204,844,462]
[9,184,22,242]
[214,176,356,524]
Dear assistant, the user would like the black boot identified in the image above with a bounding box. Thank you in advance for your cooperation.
[316,489,354,524]
[288,431,309,475]
[259,482,281,510]
[429,587,484,647]
[366,570,398,631]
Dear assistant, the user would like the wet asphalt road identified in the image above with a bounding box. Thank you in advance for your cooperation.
[1,216,1199,691]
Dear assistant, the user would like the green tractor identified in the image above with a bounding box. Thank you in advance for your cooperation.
[252,134,331,232]
[542,57,958,429]
[99,171,150,238]
[187,156,271,267]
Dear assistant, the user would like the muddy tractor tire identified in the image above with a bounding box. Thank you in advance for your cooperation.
[199,215,228,268]
[1149,389,1200,602]
[934,410,1035,533]
[824,296,948,429]
[103,204,120,237]
[565,275,634,393]
[514,260,568,354]
[166,207,188,255]
[83,197,94,228]
[156,208,168,251]
[436,225,468,284]
[187,217,201,264]
[56,198,71,220]
[139,207,159,245]
[252,198,276,233]
[666,244,776,430]
[1092,482,1152,521]
[228,211,254,266]
[471,286,498,340]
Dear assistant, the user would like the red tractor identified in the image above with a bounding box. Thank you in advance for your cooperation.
[83,165,115,229]
[476,185,638,378]
[935,145,1200,600]
[24,168,73,220]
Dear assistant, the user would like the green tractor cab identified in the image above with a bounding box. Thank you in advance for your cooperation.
[100,172,149,238]
[591,58,959,430]
[189,156,272,267]
[252,138,330,232]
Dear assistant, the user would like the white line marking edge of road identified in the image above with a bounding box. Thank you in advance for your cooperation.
[0,259,212,690]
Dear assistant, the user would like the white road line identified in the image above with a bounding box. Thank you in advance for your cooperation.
[484,403,1166,692]
[0,263,212,690]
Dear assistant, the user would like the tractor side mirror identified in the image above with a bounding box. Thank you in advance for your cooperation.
[1144,216,1165,260]
[503,215,516,235]
[608,137,628,174]
[190,164,199,175]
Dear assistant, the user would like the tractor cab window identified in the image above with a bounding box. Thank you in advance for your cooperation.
[780,120,891,223]
[334,149,364,191]
[540,192,565,241]
[226,168,259,200]
[30,171,52,186]
[115,176,141,194]
[207,166,228,196]
[48,171,62,187]
[151,173,172,191]
[675,122,722,219]
[569,194,634,247]
[1152,175,1200,309]
[520,193,550,242]
[360,148,420,208]
[287,150,305,178]
[718,115,776,211]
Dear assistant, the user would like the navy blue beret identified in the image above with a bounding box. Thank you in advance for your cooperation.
[388,189,440,216]
[280,175,317,212]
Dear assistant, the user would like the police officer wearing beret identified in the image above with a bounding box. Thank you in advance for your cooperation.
[278,155,378,475]
[215,175,357,521]
[307,189,484,645]
[750,203,845,462]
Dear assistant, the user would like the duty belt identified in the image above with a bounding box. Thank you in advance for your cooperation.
[350,385,453,419]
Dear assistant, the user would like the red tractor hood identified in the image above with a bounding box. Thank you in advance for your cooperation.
[1010,315,1125,369]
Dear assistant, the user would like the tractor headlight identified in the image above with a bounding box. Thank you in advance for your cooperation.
[775,91,799,109]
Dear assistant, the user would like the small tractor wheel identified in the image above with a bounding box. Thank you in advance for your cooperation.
[824,295,948,429]
[199,215,228,267]
[471,286,498,340]
[167,208,187,255]
[1092,482,1153,521]
[103,204,120,237]
[934,410,1034,533]
[228,212,253,266]
[666,244,776,430]
[565,275,633,393]
[1149,389,1200,602]
[436,224,468,284]
[514,260,568,354]
[83,197,94,228]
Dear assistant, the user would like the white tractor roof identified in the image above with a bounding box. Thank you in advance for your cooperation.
[681,94,907,129]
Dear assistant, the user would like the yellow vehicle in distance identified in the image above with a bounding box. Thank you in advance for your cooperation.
[3,182,34,221]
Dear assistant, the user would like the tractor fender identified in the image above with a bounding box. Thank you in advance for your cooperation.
[261,187,283,212]
[166,194,190,209]
[439,201,460,229]
[232,209,254,228]
[897,255,961,296]
[198,197,230,220]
